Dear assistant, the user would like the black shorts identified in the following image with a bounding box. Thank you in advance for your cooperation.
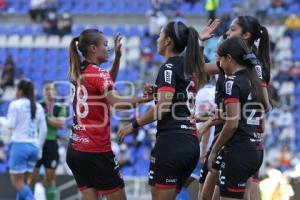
[218,150,263,199]
[148,132,199,191]
[36,140,59,169]
[66,147,124,195]
[199,148,224,184]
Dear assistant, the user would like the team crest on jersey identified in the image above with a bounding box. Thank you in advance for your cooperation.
[255,65,263,79]
[164,70,172,84]
[225,81,234,95]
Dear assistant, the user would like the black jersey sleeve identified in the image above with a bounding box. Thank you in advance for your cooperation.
[224,77,241,104]
[156,63,177,93]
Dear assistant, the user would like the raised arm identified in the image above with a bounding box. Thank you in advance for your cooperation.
[198,19,221,75]
[109,34,122,81]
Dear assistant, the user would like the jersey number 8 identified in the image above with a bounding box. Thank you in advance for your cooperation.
[71,84,89,118]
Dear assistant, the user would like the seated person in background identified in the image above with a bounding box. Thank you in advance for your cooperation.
[1,55,15,89]
[57,13,72,36]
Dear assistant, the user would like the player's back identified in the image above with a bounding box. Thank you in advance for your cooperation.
[9,98,45,146]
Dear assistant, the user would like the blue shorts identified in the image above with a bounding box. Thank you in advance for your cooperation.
[9,143,39,174]
[191,161,202,180]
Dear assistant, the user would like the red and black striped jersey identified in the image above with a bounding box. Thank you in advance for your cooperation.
[69,61,114,153]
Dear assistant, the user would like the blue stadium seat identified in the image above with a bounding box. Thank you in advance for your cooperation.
[0,102,10,116]
[99,1,112,14]
[128,26,141,36]
[192,2,206,16]
[179,3,192,14]
[123,134,134,145]
[102,26,114,36]
[121,166,134,176]
[217,1,231,15]
[115,26,128,36]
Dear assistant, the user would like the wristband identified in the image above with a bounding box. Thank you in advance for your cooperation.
[132,118,140,129]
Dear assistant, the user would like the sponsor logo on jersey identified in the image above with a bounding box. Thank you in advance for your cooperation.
[70,133,90,144]
[166,178,177,183]
[164,70,172,84]
[238,183,246,187]
[255,65,263,79]
[225,81,234,95]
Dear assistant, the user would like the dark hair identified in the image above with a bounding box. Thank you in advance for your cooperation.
[17,80,36,119]
[163,21,206,85]
[217,37,263,103]
[236,15,271,84]
[68,29,103,82]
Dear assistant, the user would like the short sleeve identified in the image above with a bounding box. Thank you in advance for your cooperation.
[96,69,114,94]
[156,63,177,93]
[224,79,240,104]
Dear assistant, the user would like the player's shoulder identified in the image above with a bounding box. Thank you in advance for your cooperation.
[161,56,183,71]
[8,99,19,108]
[85,64,111,80]
[10,98,27,107]
[36,103,44,112]
[224,74,240,95]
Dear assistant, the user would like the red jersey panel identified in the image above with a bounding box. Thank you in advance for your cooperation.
[70,63,114,153]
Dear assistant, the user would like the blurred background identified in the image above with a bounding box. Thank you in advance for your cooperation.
[0,0,299,199]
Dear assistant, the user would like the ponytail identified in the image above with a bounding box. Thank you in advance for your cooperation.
[68,37,81,83]
[17,80,36,119]
[28,86,37,120]
[245,64,264,104]
[185,27,206,85]
[218,37,264,105]
[243,53,264,104]
[258,26,271,84]
[236,16,271,84]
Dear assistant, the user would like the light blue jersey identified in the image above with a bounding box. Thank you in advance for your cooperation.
[0,98,47,174]
[3,98,47,147]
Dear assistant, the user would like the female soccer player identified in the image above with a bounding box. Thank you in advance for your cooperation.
[207,36,264,200]
[198,15,271,200]
[118,21,206,200]
[66,29,151,200]
[30,82,66,200]
[0,80,47,200]
[198,34,227,200]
